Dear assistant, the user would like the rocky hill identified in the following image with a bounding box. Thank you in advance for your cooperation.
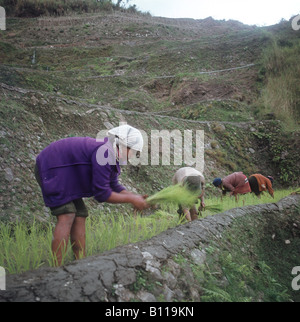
[0,11,299,221]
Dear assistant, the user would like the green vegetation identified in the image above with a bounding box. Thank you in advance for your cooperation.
[197,202,300,302]
[0,0,138,17]
[176,100,254,122]
[147,184,199,208]
[250,122,300,185]
[164,189,300,302]
[0,189,295,275]
[199,252,292,302]
[259,38,300,130]
[0,208,179,274]
[201,188,296,217]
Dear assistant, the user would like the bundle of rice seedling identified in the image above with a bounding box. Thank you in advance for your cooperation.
[203,204,222,213]
[146,184,199,208]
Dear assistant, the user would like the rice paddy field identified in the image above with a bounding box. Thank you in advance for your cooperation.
[0,188,297,275]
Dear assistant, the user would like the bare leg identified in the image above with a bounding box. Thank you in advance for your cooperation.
[71,217,86,260]
[183,208,191,222]
[190,205,198,221]
[52,213,75,266]
[235,194,238,203]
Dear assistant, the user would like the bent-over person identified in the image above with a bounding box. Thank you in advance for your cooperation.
[213,171,251,202]
[35,125,149,266]
[248,174,274,198]
[172,167,205,222]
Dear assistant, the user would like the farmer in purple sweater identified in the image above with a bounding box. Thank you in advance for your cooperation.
[35,125,149,266]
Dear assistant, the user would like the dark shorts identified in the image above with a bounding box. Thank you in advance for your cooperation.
[248,176,260,196]
[34,164,89,217]
[177,187,199,217]
[50,198,89,217]
[177,201,198,216]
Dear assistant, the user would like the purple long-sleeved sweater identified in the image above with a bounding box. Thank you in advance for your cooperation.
[35,137,126,207]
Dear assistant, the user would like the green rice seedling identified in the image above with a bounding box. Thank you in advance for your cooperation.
[207,188,295,214]
[85,210,178,256]
[0,189,296,274]
[147,184,199,208]
[0,220,49,274]
[203,204,223,213]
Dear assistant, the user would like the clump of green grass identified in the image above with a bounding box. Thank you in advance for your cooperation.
[0,220,54,274]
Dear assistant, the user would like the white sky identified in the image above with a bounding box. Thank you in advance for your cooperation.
[126,0,299,26]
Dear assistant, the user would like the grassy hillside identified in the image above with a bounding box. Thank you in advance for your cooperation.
[0,0,134,17]
[0,11,299,221]
[260,38,300,130]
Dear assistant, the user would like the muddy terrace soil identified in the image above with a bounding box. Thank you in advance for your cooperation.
[1,194,299,302]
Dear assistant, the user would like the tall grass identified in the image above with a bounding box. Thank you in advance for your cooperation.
[260,39,300,130]
[85,210,179,258]
[0,189,296,274]
[0,209,180,274]
[0,220,54,274]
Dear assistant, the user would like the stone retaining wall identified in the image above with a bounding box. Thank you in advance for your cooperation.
[0,195,299,302]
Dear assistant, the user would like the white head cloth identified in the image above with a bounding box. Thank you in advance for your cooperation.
[107,124,144,152]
